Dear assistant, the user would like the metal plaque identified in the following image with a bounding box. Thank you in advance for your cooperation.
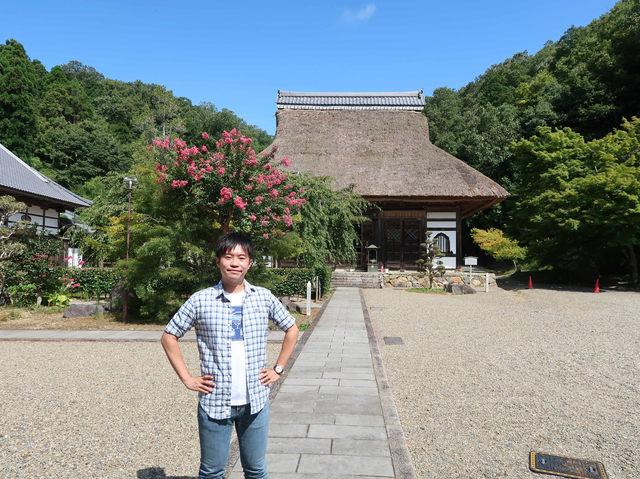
[383,336,404,345]
[529,452,608,479]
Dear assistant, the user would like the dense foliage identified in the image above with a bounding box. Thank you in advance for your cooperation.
[425,0,640,281]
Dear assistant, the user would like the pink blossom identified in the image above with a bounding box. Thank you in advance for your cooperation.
[263,233,269,239]
[284,207,290,214]
[202,132,210,139]
[218,167,226,175]
[234,196,247,210]
[79,261,85,265]
[224,137,233,145]
[269,189,279,199]
[244,184,253,191]
[261,220,269,227]
[254,196,264,205]
[220,187,233,201]
[201,145,207,152]
[72,283,81,288]
[249,215,257,221]
[281,156,292,167]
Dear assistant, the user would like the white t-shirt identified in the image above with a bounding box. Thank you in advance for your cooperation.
[224,290,250,406]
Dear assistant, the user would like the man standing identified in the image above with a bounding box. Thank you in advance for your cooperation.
[161,233,299,479]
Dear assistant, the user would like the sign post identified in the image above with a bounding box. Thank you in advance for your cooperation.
[464,256,478,287]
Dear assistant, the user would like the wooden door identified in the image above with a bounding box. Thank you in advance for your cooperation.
[383,220,422,269]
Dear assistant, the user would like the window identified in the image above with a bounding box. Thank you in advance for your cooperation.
[434,233,450,254]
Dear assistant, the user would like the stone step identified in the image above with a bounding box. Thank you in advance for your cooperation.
[330,272,383,289]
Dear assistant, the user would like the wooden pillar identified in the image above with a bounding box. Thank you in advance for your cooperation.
[456,206,462,269]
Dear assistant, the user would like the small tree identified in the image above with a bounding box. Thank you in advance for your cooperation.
[416,231,446,288]
[471,228,526,272]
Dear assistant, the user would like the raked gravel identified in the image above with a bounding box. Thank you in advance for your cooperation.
[363,284,640,479]
[0,340,281,478]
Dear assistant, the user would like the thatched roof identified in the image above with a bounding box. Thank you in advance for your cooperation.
[266,93,509,218]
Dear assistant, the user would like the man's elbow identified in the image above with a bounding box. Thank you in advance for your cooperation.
[161,331,177,348]
[286,323,300,337]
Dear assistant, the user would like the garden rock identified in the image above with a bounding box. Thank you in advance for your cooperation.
[109,279,138,312]
[445,283,477,294]
[63,302,105,318]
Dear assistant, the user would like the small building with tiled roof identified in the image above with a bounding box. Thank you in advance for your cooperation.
[266,90,510,270]
[0,142,91,233]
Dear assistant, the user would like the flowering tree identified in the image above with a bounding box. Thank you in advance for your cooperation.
[150,128,306,240]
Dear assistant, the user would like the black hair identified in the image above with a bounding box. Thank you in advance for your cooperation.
[215,232,254,260]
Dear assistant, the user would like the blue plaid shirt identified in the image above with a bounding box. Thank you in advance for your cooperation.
[165,280,295,419]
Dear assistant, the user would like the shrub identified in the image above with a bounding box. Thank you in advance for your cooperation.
[269,267,332,298]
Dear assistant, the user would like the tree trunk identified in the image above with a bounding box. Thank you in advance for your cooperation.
[622,244,639,283]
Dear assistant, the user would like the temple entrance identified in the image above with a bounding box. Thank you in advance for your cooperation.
[383,219,422,269]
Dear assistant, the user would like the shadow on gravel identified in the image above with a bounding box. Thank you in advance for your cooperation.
[137,467,197,479]
[496,276,607,293]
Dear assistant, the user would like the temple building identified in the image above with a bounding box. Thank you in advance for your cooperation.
[265,90,510,270]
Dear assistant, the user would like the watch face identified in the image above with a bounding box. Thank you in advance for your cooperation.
[275,365,284,374]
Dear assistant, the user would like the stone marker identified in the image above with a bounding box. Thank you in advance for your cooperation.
[63,302,105,318]
[445,283,477,294]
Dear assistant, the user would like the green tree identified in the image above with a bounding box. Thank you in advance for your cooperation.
[288,175,370,267]
[0,39,40,157]
[38,65,93,124]
[513,118,640,282]
[470,228,527,271]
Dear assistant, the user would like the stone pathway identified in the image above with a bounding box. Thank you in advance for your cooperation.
[228,287,413,478]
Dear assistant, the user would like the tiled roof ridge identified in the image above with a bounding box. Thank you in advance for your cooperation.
[276,90,426,110]
[279,90,423,97]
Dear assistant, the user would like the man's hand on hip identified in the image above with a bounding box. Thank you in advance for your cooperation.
[182,374,215,393]
[258,369,281,386]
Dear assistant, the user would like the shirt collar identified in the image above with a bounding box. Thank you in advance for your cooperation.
[214,279,256,299]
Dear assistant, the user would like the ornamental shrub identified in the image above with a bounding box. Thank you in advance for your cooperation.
[270,267,332,298]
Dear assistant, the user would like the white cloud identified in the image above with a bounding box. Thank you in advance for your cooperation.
[340,4,377,24]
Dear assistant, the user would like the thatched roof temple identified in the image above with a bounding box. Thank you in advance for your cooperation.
[266,91,510,269]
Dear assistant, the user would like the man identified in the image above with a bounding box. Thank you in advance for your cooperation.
[161,232,299,479]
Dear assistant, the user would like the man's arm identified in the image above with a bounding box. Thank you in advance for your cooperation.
[258,323,299,386]
[161,332,215,393]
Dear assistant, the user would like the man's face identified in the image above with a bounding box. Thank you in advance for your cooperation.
[216,244,252,285]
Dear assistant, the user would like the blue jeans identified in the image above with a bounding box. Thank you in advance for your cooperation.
[197,402,270,479]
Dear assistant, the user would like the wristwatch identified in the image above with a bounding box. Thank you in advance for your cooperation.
[274,364,284,375]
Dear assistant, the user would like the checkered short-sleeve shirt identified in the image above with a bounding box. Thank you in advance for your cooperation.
[165,280,295,419]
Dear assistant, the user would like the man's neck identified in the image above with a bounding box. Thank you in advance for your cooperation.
[222,280,245,294]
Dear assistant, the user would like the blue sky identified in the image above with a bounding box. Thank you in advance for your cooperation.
[2,0,618,135]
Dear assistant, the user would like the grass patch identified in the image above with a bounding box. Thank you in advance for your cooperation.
[299,322,310,331]
[405,288,448,294]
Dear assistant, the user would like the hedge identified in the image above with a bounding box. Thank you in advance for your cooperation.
[270,267,332,298]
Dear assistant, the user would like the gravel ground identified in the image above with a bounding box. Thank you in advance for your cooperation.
[0,340,281,478]
[363,285,640,479]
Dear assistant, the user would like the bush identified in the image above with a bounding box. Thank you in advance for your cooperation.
[70,268,118,298]
[269,267,332,298]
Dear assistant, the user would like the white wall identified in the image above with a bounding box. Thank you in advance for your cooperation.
[426,211,457,269]
[7,205,59,233]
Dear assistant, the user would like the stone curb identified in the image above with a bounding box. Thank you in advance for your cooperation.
[360,289,418,479]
